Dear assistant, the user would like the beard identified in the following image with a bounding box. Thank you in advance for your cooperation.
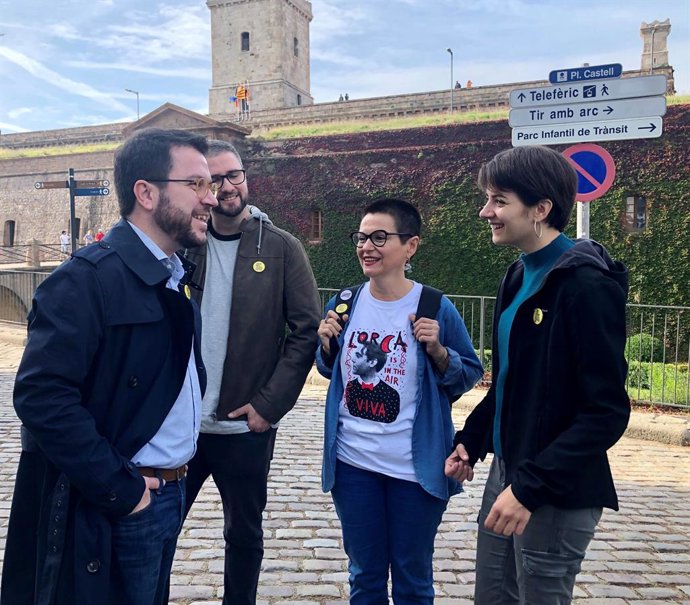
[213,188,249,218]
[153,190,206,249]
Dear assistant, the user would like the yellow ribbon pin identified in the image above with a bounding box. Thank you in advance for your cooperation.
[335,303,349,314]
[253,261,266,273]
[184,284,191,299]
[533,308,544,325]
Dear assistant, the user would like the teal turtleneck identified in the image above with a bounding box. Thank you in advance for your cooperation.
[493,233,575,457]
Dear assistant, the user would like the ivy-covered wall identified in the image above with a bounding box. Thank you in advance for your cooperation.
[248,105,689,304]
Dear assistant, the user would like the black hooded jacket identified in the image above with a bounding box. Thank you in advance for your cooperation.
[454,239,630,512]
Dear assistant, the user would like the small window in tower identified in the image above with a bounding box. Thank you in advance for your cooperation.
[622,194,647,233]
[297,94,302,106]
[3,220,15,246]
[309,209,323,243]
[241,32,250,52]
[294,37,299,57]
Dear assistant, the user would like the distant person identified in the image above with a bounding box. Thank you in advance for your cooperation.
[83,229,94,245]
[344,93,349,101]
[95,228,105,242]
[466,80,473,88]
[0,128,217,605]
[317,198,483,604]
[59,230,69,253]
[339,94,344,102]
[455,81,462,89]
[446,146,630,605]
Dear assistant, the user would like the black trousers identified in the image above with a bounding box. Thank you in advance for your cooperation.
[185,429,277,605]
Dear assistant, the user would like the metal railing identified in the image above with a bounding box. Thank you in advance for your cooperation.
[0,277,687,407]
[0,244,70,266]
[318,288,690,408]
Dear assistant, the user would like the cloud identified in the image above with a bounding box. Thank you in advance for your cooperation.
[0,121,30,133]
[64,60,211,80]
[7,107,32,119]
[0,46,130,112]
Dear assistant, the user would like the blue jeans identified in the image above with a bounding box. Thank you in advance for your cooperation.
[111,479,186,605]
[475,457,602,605]
[331,460,447,605]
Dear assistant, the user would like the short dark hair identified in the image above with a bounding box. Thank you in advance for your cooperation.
[363,198,422,239]
[114,128,209,217]
[360,340,387,372]
[477,146,577,231]
[206,139,243,167]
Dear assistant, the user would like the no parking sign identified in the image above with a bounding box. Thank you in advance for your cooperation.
[562,144,616,202]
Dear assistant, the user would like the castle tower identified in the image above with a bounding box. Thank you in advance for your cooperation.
[207,0,313,116]
[640,19,671,72]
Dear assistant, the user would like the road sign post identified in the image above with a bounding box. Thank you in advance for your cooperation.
[68,169,77,253]
[562,144,616,240]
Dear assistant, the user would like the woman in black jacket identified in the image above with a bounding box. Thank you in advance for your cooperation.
[446,145,630,604]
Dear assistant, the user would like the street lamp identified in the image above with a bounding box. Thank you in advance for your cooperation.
[125,88,140,120]
[446,48,454,113]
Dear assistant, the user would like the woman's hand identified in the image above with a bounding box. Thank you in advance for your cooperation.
[445,443,474,483]
[409,314,448,371]
[318,310,348,356]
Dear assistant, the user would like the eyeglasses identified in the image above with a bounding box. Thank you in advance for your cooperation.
[211,170,247,188]
[350,230,414,248]
[145,177,220,200]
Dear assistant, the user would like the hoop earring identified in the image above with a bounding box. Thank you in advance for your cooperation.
[533,220,543,239]
[404,259,412,273]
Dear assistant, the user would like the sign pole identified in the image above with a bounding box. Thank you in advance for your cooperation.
[68,168,77,253]
[576,201,590,239]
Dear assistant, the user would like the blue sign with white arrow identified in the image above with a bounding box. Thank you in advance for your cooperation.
[73,187,110,196]
[549,63,622,84]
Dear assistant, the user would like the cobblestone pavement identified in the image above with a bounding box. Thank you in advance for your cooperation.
[0,343,689,603]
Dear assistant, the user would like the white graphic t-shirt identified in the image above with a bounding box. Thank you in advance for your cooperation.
[336,281,421,482]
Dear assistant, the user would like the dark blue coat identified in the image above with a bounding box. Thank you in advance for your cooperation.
[1,220,206,605]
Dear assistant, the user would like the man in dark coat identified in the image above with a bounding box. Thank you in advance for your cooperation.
[1,128,218,605]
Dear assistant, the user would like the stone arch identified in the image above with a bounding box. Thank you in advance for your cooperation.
[0,284,28,323]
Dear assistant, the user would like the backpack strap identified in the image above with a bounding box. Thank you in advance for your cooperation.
[324,284,363,365]
[415,285,443,320]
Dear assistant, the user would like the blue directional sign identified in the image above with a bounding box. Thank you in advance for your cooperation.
[73,187,110,196]
[550,63,622,84]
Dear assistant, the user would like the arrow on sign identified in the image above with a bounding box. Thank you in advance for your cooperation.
[638,123,657,132]
[603,106,613,115]
[518,92,526,102]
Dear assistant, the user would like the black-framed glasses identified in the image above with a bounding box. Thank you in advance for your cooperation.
[350,230,414,248]
[211,170,247,188]
[145,177,220,200]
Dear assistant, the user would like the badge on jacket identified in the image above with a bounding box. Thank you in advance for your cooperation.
[253,261,266,273]
[533,308,545,325]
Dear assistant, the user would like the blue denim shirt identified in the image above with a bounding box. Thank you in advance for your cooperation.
[316,286,483,501]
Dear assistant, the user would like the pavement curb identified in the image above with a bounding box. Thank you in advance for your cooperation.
[305,367,690,447]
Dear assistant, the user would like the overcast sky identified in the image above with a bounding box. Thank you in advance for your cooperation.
[0,0,687,134]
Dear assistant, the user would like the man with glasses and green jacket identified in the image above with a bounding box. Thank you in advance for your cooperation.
[179,139,321,605]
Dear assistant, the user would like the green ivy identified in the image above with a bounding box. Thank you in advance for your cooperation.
[251,106,690,305]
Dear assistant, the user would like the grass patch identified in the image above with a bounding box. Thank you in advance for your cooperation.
[667,94,690,106]
[254,109,510,140]
[627,360,689,407]
[0,142,119,160]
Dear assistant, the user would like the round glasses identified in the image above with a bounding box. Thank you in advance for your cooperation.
[350,230,414,248]
[211,170,247,188]
[144,177,219,200]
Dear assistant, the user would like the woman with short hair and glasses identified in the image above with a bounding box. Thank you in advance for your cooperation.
[316,198,483,604]
[446,146,630,604]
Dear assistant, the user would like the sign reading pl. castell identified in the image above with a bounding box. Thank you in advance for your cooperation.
[510,70,667,147]
[549,63,622,84]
